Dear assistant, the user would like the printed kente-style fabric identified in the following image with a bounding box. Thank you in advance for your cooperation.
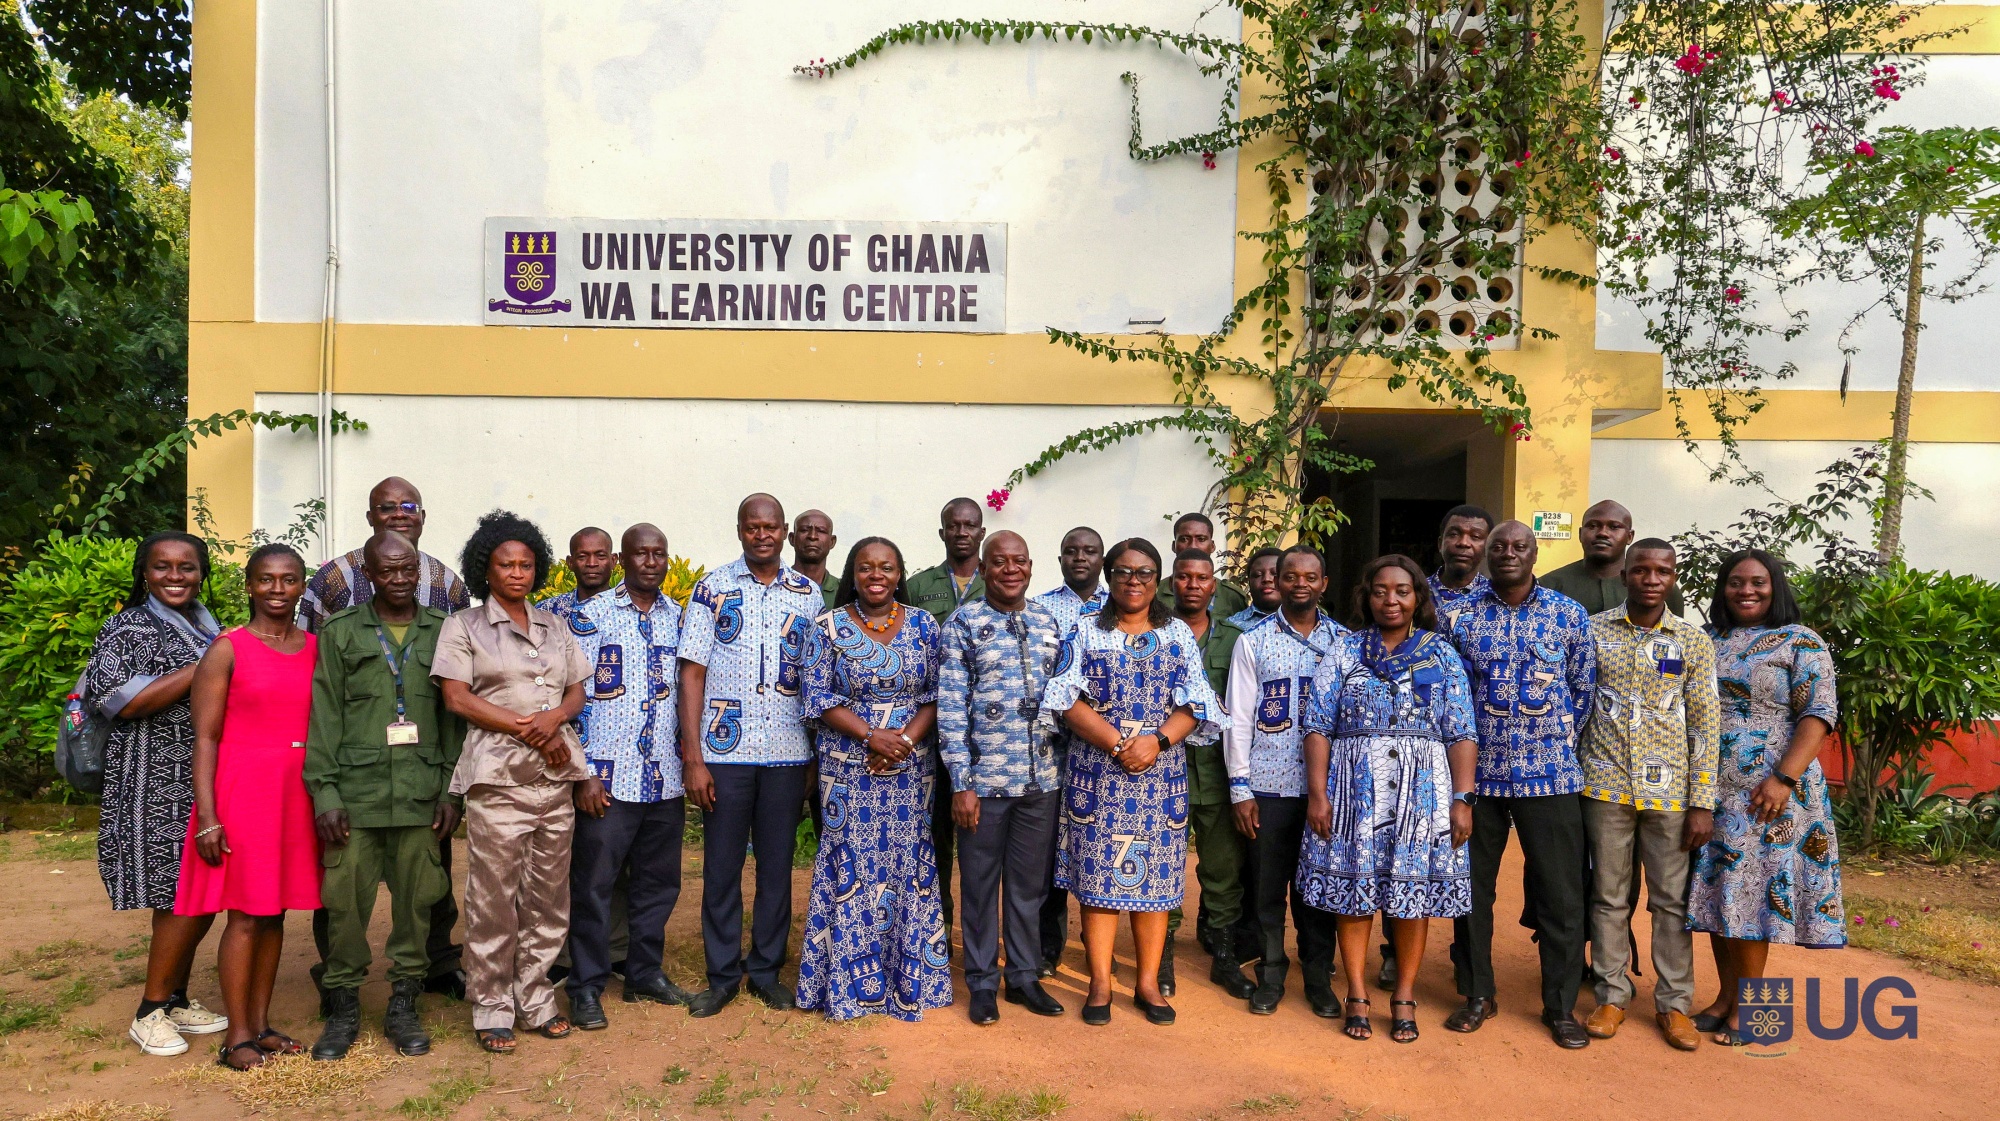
[936,598,1067,798]
[1446,584,1597,799]
[1296,628,1476,919]
[1688,624,1845,948]
[1428,571,1492,631]
[299,547,469,633]
[85,605,217,910]
[1223,610,1348,802]
[1034,583,1106,638]
[795,607,952,1021]
[576,585,684,803]
[677,557,819,765]
[1223,603,1273,631]
[1580,607,1720,811]
[1038,618,1222,911]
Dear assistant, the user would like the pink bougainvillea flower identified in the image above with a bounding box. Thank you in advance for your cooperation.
[1725,286,1743,304]
[1771,90,1792,107]
[985,488,1010,512]
[1885,917,1902,928]
[1202,150,1218,170]
[1854,139,1877,158]
[1872,79,1901,100]
[1604,146,1624,160]
[1673,44,1709,77]
[1853,915,1867,926]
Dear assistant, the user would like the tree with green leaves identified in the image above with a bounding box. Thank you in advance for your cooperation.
[1779,125,2000,562]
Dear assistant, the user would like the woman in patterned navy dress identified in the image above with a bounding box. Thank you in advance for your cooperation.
[1040,539,1223,1027]
[1688,549,1843,1045]
[795,538,953,1021]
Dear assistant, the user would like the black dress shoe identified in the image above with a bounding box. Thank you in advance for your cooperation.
[1249,977,1284,1015]
[623,975,692,1007]
[610,959,627,981]
[1304,984,1340,1019]
[1545,1011,1591,1049]
[1133,994,1176,1026]
[1081,1001,1111,1026]
[1444,997,1498,1033]
[687,984,739,1019]
[1157,939,1176,998]
[569,989,608,1031]
[748,979,796,1012]
[1004,981,1064,1017]
[422,969,467,1001]
[968,991,999,1025]
[1036,956,1059,979]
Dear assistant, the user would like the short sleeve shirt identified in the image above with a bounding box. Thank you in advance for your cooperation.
[577,585,685,803]
[1035,584,1107,637]
[433,598,592,794]
[677,556,819,765]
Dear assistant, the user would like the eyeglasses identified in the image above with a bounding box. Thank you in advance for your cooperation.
[372,501,423,516]
[1107,566,1159,583]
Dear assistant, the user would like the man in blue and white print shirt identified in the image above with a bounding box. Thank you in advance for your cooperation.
[938,531,1070,1027]
[1030,524,1106,973]
[566,524,689,1031]
[676,494,820,1018]
[1224,544,1347,1019]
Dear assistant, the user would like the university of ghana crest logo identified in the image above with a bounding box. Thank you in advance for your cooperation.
[489,230,572,315]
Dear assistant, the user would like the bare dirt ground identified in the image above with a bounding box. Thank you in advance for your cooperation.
[1,835,1996,1121]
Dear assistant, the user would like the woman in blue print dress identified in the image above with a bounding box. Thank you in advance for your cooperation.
[795,537,953,1022]
[1039,538,1222,1027]
[1687,549,1843,1045]
[1297,555,1478,1044]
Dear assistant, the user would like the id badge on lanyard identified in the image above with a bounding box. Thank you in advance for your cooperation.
[374,627,421,747]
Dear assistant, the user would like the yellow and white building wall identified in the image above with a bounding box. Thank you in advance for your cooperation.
[189,1,2000,580]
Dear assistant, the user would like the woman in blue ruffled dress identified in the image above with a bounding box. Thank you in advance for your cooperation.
[1040,538,1222,1027]
[1298,555,1478,1044]
[794,537,952,1022]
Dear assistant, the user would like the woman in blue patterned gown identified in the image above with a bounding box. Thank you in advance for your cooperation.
[1040,538,1223,1027]
[795,537,952,1022]
[1298,555,1478,1043]
[1687,549,1842,1045]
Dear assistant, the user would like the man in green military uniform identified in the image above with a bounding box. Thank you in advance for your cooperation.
[788,509,840,609]
[304,530,465,1062]
[905,496,988,931]
[1157,513,1250,620]
[1168,548,1257,1001]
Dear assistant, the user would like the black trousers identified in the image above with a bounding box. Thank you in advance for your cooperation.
[1038,830,1069,967]
[312,828,462,986]
[932,773,956,928]
[701,762,808,991]
[567,796,684,997]
[956,790,1060,993]
[1251,794,1335,983]
[1451,792,1588,1018]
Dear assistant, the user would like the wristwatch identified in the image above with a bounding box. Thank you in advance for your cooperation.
[1154,731,1173,753]
[1772,770,1799,790]
[1452,791,1478,807]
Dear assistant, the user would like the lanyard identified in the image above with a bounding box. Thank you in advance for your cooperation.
[372,626,411,720]
[1276,613,1331,660]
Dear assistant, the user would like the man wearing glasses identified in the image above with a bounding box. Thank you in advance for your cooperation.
[300,476,474,1003]
[300,477,472,632]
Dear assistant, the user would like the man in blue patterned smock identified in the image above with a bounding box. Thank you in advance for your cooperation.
[1442,520,1599,1049]
[1032,525,1106,974]
[1223,547,1282,630]
[565,524,692,1032]
[1224,544,1346,1018]
[677,493,821,1018]
[1428,504,1494,632]
[538,527,618,632]
[938,531,1069,1026]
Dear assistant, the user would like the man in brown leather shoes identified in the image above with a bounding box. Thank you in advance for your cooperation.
[1576,541,1717,1052]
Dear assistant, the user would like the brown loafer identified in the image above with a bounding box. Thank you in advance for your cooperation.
[1658,1010,1701,1051]
[1443,997,1497,1033]
[1585,1003,1625,1039]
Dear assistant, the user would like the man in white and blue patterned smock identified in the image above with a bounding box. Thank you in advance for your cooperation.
[1224,544,1347,1019]
[939,531,1069,1026]
[1031,524,1105,975]
[566,524,690,1032]
[677,493,820,1018]
[538,527,617,633]
[1223,547,1283,630]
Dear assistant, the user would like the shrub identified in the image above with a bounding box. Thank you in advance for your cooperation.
[533,557,705,607]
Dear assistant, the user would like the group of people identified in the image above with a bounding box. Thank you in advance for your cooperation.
[84,479,1846,1066]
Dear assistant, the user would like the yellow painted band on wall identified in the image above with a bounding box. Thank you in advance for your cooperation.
[1596,389,2000,443]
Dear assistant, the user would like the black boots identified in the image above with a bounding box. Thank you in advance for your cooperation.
[1157,936,1177,998]
[311,988,362,1061]
[1302,966,1339,1019]
[1208,930,1256,1000]
[383,977,431,1056]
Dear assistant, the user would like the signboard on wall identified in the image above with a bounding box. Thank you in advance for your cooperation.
[1532,510,1573,540]
[483,218,1006,332]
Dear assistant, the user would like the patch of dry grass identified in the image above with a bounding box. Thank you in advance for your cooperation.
[158,1034,404,1111]
[1846,892,2000,984]
[27,1102,171,1121]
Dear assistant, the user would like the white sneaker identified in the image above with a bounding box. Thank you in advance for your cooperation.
[167,998,229,1035]
[129,1008,190,1056]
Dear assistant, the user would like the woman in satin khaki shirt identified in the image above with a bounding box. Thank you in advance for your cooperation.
[434,512,590,1054]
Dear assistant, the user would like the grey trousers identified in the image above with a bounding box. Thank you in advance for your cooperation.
[1582,798,1694,1015]
[956,790,1060,993]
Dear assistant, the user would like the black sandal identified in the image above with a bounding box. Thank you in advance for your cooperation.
[532,1014,573,1039]
[1343,996,1372,1041]
[256,1028,304,1054]
[217,1040,266,1070]
[477,1028,517,1054]
[1390,1000,1419,1043]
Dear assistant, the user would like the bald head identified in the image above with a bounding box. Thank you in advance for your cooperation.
[621,522,666,553]
[362,529,416,569]
[982,530,1027,561]
[1581,499,1637,566]
[620,522,671,598]
[365,476,426,542]
[738,493,787,567]
[361,530,420,611]
[980,530,1033,608]
[739,492,784,526]
[1487,519,1538,590]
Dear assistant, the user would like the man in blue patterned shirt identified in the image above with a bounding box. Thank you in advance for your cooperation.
[676,494,820,1017]
[538,527,617,633]
[566,525,689,1030]
[1429,504,1494,631]
[1224,544,1346,1018]
[1442,520,1598,1049]
[1223,547,1282,630]
[1033,525,1106,975]
[938,531,1069,1026]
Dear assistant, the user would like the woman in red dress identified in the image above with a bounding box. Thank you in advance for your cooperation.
[177,544,322,1069]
